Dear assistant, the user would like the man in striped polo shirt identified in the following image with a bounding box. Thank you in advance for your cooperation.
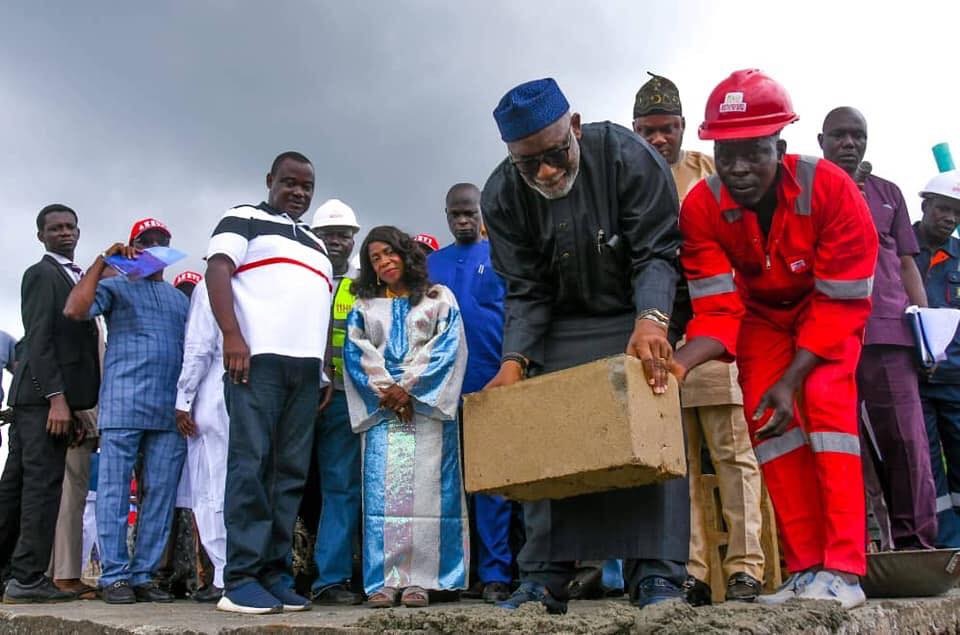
[205,151,333,614]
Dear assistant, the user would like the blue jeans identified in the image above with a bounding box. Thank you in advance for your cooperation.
[97,429,185,587]
[223,354,320,590]
[602,559,624,592]
[311,390,362,590]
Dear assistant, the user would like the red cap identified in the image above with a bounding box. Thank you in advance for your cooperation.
[413,233,440,252]
[699,69,798,141]
[129,218,172,245]
[173,271,202,288]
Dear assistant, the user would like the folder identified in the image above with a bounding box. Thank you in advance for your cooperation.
[905,305,960,368]
[105,246,187,281]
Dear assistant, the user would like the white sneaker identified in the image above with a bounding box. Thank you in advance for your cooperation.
[756,571,815,605]
[797,571,866,609]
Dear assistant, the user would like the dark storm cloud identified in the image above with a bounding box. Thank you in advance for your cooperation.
[0,1,688,335]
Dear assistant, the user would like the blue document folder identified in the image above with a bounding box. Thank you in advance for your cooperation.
[105,246,187,280]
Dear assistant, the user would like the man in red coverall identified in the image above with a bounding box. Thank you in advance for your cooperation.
[662,69,878,609]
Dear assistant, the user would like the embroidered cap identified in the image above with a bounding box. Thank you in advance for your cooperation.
[633,72,682,118]
[493,78,570,142]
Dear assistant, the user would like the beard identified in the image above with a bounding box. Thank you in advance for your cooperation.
[526,159,581,200]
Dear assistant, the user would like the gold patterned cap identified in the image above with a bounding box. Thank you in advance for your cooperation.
[633,72,682,118]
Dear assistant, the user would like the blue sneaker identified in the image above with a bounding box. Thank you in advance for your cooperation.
[496,581,567,614]
[217,581,282,615]
[633,576,685,608]
[267,581,311,612]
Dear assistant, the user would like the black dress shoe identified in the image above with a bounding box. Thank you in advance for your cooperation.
[725,572,761,602]
[101,580,137,604]
[133,582,175,603]
[481,582,512,603]
[192,585,223,603]
[634,576,685,609]
[568,567,604,600]
[683,576,712,606]
[3,577,74,604]
[311,583,363,605]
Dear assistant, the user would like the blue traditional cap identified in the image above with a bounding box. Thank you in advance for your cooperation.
[493,78,570,142]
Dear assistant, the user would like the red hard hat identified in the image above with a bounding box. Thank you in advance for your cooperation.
[698,69,798,141]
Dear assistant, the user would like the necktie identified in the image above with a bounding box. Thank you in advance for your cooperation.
[67,263,84,279]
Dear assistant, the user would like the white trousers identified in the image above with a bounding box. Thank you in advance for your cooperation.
[187,400,229,588]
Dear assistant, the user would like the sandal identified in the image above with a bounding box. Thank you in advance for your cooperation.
[401,585,429,608]
[366,586,399,608]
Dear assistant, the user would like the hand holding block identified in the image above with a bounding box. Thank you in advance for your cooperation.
[463,354,685,501]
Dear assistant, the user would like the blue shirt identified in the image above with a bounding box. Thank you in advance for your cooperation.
[914,224,960,384]
[89,276,189,430]
[0,330,17,405]
[428,241,505,393]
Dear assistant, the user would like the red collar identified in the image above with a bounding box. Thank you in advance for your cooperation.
[713,155,803,214]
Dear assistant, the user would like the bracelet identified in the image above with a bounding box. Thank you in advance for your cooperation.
[502,353,529,374]
[637,308,671,329]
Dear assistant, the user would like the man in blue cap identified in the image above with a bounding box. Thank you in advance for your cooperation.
[482,78,688,613]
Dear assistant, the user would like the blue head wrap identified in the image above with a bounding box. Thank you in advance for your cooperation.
[493,78,570,142]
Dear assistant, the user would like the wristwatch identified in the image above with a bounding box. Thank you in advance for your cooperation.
[637,308,671,330]
[502,353,529,374]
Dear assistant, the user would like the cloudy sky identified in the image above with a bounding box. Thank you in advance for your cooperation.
[0,1,957,338]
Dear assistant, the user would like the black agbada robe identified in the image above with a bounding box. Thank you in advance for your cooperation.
[481,121,689,563]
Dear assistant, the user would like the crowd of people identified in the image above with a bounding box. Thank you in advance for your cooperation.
[2,67,960,618]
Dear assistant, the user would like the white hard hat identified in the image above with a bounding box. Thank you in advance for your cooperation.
[311,198,360,230]
[920,171,960,203]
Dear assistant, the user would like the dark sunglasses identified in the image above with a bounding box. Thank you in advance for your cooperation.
[510,133,573,178]
[135,235,171,248]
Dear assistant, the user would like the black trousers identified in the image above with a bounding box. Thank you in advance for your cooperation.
[223,355,319,590]
[0,405,69,583]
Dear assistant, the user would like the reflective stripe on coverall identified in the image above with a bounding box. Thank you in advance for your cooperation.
[680,154,879,575]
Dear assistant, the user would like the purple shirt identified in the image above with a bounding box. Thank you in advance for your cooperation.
[863,174,918,346]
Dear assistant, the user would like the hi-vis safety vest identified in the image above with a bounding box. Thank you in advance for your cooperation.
[331,277,356,383]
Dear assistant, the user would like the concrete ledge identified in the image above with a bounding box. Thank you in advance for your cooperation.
[2,592,960,634]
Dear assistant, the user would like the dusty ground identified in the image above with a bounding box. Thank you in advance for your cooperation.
[2,592,960,634]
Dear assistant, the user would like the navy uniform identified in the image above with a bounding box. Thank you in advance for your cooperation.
[914,224,960,547]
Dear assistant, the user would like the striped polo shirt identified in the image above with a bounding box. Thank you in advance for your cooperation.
[206,202,333,360]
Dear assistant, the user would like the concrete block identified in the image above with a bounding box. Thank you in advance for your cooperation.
[463,354,685,501]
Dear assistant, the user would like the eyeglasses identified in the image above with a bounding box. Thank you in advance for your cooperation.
[510,131,573,178]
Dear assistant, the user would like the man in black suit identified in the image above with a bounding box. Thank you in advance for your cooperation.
[0,204,100,603]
